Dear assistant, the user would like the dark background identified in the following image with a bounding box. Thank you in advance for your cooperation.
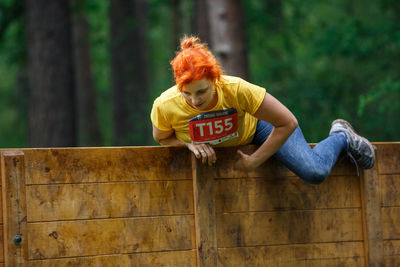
[0,0,399,148]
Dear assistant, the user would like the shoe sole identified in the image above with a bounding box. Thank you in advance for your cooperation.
[331,119,376,169]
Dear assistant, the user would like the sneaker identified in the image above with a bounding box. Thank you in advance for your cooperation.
[329,119,375,170]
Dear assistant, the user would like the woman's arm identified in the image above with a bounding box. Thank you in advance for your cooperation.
[235,93,298,171]
[152,124,183,146]
[152,124,217,165]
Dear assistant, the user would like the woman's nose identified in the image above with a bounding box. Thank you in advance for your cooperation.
[192,97,201,105]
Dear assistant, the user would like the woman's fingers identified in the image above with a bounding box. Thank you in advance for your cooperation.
[188,143,216,165]
[201,144,216,166]
[209,146,217,165]
[190,144,201,159]
[199,145,207,164]
[237,149,245,158]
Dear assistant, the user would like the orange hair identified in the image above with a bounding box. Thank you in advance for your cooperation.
[170,36,224,91]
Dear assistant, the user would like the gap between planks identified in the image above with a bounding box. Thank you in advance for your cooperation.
[25,178,192,186]
[217,207,362,214]
[28,248,196,262]
[27,213,195,224]
[217,240,365,249]
[215,174,359,180]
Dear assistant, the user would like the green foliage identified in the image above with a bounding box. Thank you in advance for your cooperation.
[0,0,26,148]
[0,0,399,148]
[85,0,113,146]
[245,0,400,142]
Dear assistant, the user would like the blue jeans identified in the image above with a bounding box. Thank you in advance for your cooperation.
[252,120,347,184]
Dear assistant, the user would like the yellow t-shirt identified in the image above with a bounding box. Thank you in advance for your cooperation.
[151,75,266,147]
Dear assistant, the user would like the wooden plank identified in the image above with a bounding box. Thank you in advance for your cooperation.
[0,153,3,266]
[29,250,196,266]
[218,242,364,266]
[217,209,363,247]
[214,146,357,179]
[216,175,360,213]
[0,225,4,263]
[28,215,195,260]
[384,240,400,267]
[360,167,384,266]
[380,174,400,207]
[384,240,400,255]
[191,155,218,267]
[26,181,193,222]
[0,187,2,222]
[376,143,400,174]
[218,258,364,267]
[1,151,28,266]
[24,147,191,184]
[382,207,400,239]
[384,256,400,267]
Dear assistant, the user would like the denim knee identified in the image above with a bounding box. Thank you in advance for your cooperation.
[299,167,330,184]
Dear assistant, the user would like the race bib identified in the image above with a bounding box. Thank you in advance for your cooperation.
[188,108,238,145]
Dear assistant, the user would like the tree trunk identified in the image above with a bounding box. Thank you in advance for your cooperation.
[71,1,102,146]
[267,0,283,31]
[195,0,211,44]
[25,0,77,147]
[109,0,149,146]
[171,0,181,50]
[206,0,249,79]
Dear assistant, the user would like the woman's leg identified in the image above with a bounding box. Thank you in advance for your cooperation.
[252,120,347,184]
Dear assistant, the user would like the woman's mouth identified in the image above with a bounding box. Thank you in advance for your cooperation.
[194,103,204,108]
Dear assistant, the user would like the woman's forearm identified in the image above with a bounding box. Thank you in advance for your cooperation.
[249,122,297,168]
[158,134,187,147]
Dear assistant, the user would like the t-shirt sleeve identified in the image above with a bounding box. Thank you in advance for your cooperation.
[236,78,266,115]
[150,99,172,131]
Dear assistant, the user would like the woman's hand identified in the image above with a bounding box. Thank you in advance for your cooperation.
[187,143,216,166]
[234,149,259,172]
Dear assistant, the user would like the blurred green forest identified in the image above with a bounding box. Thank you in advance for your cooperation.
[0,0,399,148]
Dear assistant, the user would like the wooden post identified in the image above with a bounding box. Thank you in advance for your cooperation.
[1,151,28,266]
[360,166,384,267]
[191,155,218,267]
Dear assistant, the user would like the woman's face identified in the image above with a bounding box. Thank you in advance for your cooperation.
[181,78,217,110]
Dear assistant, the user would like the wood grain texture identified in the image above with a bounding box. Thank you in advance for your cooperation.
[217,209,363,247]
[0,155,1,223]
[29,250,196,266]
[216,175,360,213]
[384,240,400,267]
[24,147,191,184]
[376,143,400,175]
[380,174,400,207]
[26,181,193,222]
[192,155,218,267]
[214,146,357,179]
[0,156,3,264]
[1,151,28,266]
[0,144,396,265]
[218,242,364,266]
[384,240,400,256]
[0,225,3,263]
[28,215,195,260]
[384,256,400,267]
[360,167,384,266]
[382,207,400,239]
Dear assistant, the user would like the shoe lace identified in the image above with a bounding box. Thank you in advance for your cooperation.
[347,151,360,176]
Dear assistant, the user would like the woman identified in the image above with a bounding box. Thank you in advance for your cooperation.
[151,36,375,184]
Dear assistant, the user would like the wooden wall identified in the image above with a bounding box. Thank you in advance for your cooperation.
[377,144,400,266]
[0,143,399,266]
[214,146,364,266]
